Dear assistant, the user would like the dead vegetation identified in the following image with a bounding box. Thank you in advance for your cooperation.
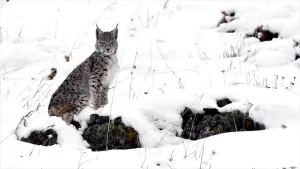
[65,53,71,62]
[47,68,57,80]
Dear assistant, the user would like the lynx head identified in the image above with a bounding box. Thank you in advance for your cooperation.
[95,24,118,56]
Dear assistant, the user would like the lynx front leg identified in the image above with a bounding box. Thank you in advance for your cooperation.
[100,87,108,106]
[89,76,102,110]
[62,112,74,125]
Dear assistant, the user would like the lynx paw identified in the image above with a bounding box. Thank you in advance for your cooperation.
[92,104,101,110]
[62,113,74,125]
[90,102,103,110]
[100,99,108,106]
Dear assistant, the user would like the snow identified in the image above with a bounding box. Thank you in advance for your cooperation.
[1,0,300,168]
[1,126,299,169]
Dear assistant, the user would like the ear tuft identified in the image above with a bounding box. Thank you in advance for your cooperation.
[111,24,118,39]
[96,24,103,39]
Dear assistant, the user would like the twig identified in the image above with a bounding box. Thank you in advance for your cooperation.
[180,137,188,158]
[155,125,175,148]
[232,111,238,132]
[17,25,23,41]
[136,11,146,28]
[140,148,149,168]
[146,8,150,28]
[155,42,184,88]
[152,70,155,91]
[129,51,138,100]
[184,150,197,159]
[163,0,171,9]
[140,148,158,168]
[15,103,41,139]
[42,131,56,146]
[0,67,24,77]
[166,162,173,169]
[5,90,9,101]
[106,27,128,151]
[199,143,205,169]
[77,152,84,169]
[138,67,150,96]
[184,142,199,159]
[77,158,99,169]
[209,150,216,169]
[197,138,206,169]
[28,77,45,109]
[188,114,197,140]
[168,147,177,161]
[29,145,35,156]
[0,132,15,144]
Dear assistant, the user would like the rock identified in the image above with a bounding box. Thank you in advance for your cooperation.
[20,129,57,146]
[244,117,255,130]
[217,98,232,108]
[180,107,265,140]
[70,120,81,129]
[246,26,279,42]
[296,54,300,60]
[217,10,236,27]
[82,114,140,151]
[203,108,219,115]
[88,114,109,127]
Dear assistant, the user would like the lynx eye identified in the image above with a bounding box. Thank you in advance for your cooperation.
[99,42,106,45]
[110,42,116,45]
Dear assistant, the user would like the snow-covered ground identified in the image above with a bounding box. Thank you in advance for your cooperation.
[1,0,299,168]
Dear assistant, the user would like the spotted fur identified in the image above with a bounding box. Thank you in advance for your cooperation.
[48,25,119,125]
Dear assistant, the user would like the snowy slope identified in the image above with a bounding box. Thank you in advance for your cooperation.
[0,0,299,168]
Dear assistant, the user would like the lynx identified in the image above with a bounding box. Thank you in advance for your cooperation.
[48,24,119,125]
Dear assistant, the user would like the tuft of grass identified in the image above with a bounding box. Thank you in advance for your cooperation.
[47,68,57,80]
[65,54,71,62]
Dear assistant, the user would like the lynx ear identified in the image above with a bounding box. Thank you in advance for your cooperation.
[96,24,103,39]
[111,24,118,39]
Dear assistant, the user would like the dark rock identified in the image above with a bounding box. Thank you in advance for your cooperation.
[181,107,195,127]
[281,124,287,129]
[255,122,266,130]
[246,26,278,42]
[295,54,300,60]
[180,107,265,140]
[226,30,236,33]
[70,120,81,129]
[20,129,57,146]
[89,114,99,124]
[88,114,110,127]
[82,115,140,151]
[244,117,255,130]
[95,116,110,125]
[113,117,123,126]
[203,108,220,115]
[217,98,232,108]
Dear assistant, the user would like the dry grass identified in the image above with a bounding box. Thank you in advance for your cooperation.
[47,68,57,80]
